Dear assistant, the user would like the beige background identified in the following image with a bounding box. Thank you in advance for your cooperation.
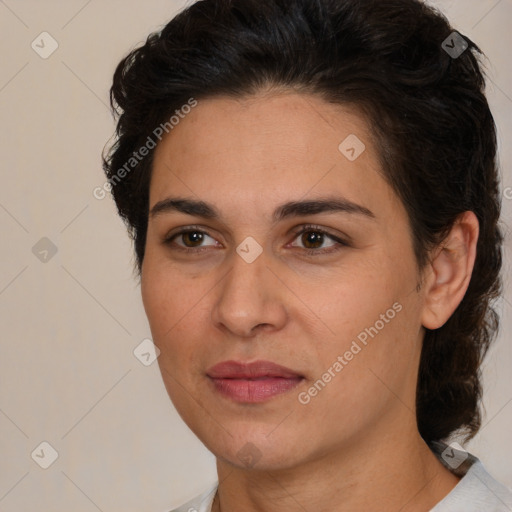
[0,0,511,510]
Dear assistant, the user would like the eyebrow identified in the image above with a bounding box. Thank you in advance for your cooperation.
[149,196,375,222]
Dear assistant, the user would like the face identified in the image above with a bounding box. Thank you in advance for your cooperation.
[141,91,427,471]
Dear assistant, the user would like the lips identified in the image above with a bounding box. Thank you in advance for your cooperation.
[207,360,303,379]
[207,360,304,403]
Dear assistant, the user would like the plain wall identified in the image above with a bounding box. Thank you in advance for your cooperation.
[0,0,511,510]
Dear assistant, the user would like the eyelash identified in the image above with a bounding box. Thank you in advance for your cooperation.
[163,224,349,256]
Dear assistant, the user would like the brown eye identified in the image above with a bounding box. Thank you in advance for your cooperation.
[181,231,206,247]
[289,225,349,255]
[164,228,219,252]
[300,231,326,249]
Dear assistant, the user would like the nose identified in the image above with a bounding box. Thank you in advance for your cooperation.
[211,249,288,338]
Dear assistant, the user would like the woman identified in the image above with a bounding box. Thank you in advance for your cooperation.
[102,0,512,510]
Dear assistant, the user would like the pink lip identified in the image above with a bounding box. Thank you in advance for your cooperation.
[207,360,304,403]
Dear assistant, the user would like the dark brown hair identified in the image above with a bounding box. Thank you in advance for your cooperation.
[102,0,503,444]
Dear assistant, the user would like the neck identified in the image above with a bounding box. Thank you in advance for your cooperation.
[212,418,459,512]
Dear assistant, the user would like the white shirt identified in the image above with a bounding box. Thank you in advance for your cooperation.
[167,443,512,512]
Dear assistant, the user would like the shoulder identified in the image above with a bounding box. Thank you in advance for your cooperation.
[166,483,218,512]
[430,442,512,511]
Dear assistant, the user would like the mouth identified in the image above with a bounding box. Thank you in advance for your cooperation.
[206,360,304,403]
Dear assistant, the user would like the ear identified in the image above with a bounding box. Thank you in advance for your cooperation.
[421,211,479,330]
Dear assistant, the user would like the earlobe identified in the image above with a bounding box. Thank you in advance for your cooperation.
[421,211,479,330]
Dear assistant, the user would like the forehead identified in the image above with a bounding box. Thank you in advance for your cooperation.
[150,92,400,224]
[153,91,374,167]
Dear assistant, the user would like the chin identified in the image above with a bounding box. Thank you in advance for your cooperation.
[201,426,305,471]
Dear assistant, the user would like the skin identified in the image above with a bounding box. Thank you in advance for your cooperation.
[141,89,479,512]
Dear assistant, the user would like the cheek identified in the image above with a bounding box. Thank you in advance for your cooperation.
[142,258,197,329]
[298,302,421,440]
[141,264,184,354]
[305,262,400,340]
[302,256,420,392]
[141,263,213,366]
[141,266,211,412]
[141,266,169,337]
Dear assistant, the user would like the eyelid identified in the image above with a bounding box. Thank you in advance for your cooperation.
[163,225,221,247]
[289,224,349,242]
[287,224,350,252]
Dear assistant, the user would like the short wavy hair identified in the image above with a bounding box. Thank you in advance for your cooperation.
[102,0,503,445]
